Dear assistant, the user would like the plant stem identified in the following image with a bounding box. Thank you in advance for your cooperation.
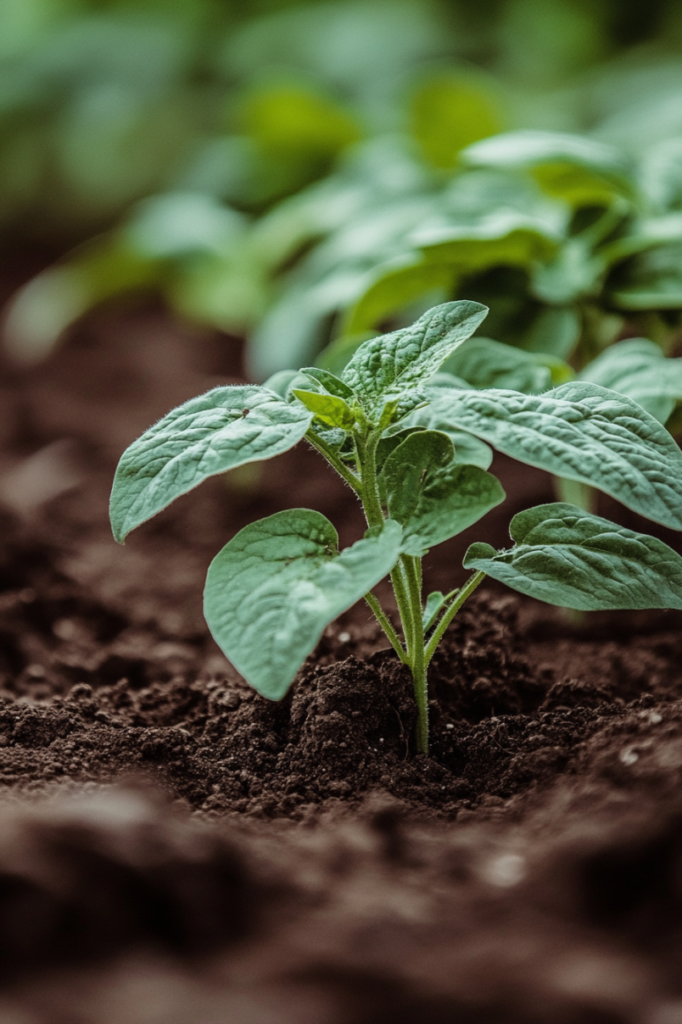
[401,554,428,753]
[356,429,385,527]
[351,424,482,755]
[364,591,408,664]
[307,432,362,495]
[424,570,486,666]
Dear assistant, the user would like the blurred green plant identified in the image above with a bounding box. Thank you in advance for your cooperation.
[259,130,682,381]
[4,0,682,386]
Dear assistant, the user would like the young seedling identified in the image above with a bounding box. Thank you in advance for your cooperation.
[110,302,682,754]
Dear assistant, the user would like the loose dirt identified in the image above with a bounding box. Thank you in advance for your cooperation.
[2,307,682,1023]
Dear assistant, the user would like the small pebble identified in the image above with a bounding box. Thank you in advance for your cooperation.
[338,631,351,643]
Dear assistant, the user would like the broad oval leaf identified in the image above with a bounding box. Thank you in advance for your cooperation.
[441,336,573,393]
[429,381,682,530]
[394,405,493,469]
[464,503,682,611]
[341,300,488,414]
[581,339,682,424]
[381,431,505,556]
[204,511,402,699]
[110,386,313,543]
[380,431,454,523]
[401,462,505,556]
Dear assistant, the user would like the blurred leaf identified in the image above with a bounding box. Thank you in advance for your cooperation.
[441,336,573,392]
[599,212,682,267]
[607,243,682,310]
[221,1,447,105]
[170,253,269,334]
[414,210,561,266]
[461,130,636,205]
[639,137,682,213]
[454,269,582,357]
[580,338,682,424]
[238,82,361,161]
[316,331,374,376]
[123,192,248,260]
[4,240,160,364]
[342,254,457,335]
[531,237,605,303]
[247,266,372,381]
[409,71,505,169]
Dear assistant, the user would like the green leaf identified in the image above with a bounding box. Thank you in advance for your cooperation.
[341,301,488,415]
[581,339,682,424]
[342,255,459,336]
[512,304,582,360]
[441,336,573,393]
[203,511,402,699]
[428,381,682,530]
[299,367,356,400]
[463,503,682,611]
[608,243,682,311]
[461,131,636,204]
[393,406,493,469]
[640,138,682,214]
[415,217,560,267]
[409,71,504,169]
[530,237,605,304]
[292,389,356,430]
[422,590,446,631]
[380,430,454,522]
[110,386,313,543]
[381,431,505,556]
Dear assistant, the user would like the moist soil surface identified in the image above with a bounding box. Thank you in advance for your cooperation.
[2,308,682,1023]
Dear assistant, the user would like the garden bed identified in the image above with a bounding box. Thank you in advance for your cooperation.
[1,309,682,1023]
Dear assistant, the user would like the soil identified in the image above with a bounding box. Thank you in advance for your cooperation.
[2,305,682,1022]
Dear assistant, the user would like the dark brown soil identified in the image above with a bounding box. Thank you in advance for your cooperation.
[2,306,682,1022]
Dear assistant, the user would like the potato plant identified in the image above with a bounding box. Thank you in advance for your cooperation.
[110,302,682,753]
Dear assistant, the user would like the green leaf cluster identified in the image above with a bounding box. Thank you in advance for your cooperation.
[110,301,682,754]
[247,129,682,382]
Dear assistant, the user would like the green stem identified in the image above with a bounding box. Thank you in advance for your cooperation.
[364,591,408,664]
[402,554,428,753]
[356,429,384,527]
[424,570,486,666]
[307,432,362,495]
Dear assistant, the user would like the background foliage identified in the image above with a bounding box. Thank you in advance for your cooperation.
[3,0,682,377]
